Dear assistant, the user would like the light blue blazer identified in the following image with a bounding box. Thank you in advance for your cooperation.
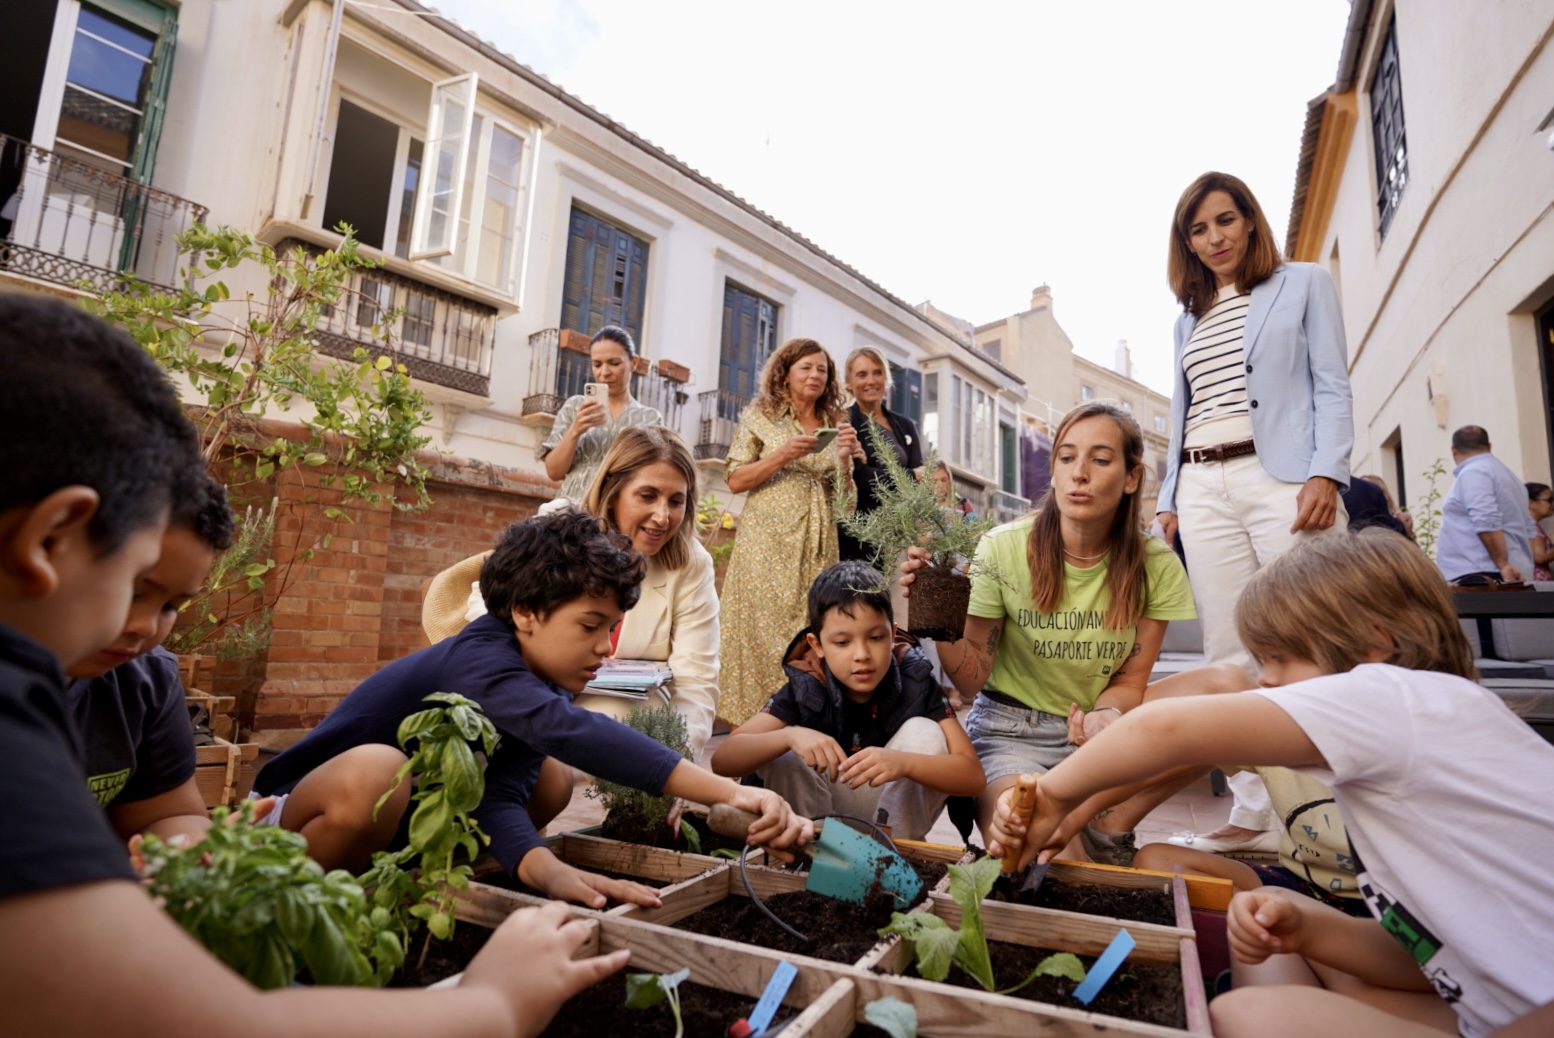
[1158,262,1353,514]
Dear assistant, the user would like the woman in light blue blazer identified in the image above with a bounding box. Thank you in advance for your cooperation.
[1154,171,1354,853]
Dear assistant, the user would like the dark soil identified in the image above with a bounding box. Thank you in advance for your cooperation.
[671,888,906,965]
[992,878,1177,927]
[911,939,1185,1028]
[478,865,664,905]
[388,922,492,987]
[602,811,749,856]
[544,974,772,1037]
[906,564,971,641]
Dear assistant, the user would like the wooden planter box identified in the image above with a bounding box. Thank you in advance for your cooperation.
[193,737,259,810]
[655,359,691,384]
[186,688,237,742]
[453,865,1209,1035]
[558,329,591,353]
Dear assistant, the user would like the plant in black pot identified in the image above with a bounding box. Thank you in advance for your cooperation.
[838,422,995,641]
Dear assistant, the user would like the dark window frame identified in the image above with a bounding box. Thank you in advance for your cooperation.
[1370,14,1409,240]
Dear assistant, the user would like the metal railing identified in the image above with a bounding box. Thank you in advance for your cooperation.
[989,488,1032,525]
[695,388,747,461]
[0,133,207,292]
[279,239,496,397]
[524,328,687,430]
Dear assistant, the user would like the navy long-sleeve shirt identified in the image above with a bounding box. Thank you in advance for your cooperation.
[255,614,683,873]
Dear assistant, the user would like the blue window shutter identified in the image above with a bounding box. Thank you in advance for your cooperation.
[719,282,777,419]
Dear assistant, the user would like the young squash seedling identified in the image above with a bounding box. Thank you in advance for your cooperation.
[880,855,1085,994]
[864,997,919,1038]
[625,968,690,1038]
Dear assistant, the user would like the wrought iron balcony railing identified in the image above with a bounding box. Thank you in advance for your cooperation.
[279,239,496,398]
[989,488,1032,526]
[695,388,748,462]
[523,328,687,430]
[0,133,207,293]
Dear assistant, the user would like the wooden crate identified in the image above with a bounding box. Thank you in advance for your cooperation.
[193,737,259,810]
[185,689,237,742]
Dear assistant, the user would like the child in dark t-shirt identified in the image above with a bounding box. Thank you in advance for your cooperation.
[0,295,673,1037]
[256,507,810,910]
[66,474,234,852]
[712,561,985,839]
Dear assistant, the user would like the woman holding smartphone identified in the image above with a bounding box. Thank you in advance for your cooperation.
[718,338,863,724]
[539,326,663,503]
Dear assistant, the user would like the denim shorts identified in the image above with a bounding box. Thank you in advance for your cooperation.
[965,694,1075,783]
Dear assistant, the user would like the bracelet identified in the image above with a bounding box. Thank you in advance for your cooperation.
[1090,706,1122,717]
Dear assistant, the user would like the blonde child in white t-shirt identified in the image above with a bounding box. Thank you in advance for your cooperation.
[988,528,1554,1038]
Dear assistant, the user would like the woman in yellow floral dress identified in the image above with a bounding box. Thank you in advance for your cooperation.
[719,338,862,723]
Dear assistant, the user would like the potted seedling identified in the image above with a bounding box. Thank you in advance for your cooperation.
[839,423,994,640]
[589,706,705,851]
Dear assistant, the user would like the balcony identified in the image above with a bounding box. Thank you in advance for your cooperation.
[695,388,747,463]
[989,488,1032,525]
[280,239,496,398]
[0,133,206,293]
[523,328,688,431]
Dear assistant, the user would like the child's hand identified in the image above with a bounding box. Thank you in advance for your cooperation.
[1227,888,1306,964]
[898,546,931,598]
[838,747,908,790]
[985,776,1070,871]
[462,901,630,1038]
[787,727,848,781]
[533,855,662,910]
[723,785,814,863]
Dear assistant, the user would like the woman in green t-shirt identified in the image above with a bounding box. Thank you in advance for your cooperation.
[902,402,1195,852]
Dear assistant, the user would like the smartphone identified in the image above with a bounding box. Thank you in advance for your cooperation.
[583,382,607,401]
[811,428,839,453]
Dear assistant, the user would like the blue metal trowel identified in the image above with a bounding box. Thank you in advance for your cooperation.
[708,804,924,909]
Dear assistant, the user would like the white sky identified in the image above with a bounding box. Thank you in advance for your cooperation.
[430,0,1354,396]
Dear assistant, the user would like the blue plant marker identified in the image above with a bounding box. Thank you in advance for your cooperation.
[748,960,797,1035]
[1073,928,1136,1006]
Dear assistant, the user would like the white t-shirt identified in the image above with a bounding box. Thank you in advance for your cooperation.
[1251,664,1554,1038]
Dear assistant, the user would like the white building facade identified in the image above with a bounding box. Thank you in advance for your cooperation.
[1285,0,1554,511]
[0,0,1023,512]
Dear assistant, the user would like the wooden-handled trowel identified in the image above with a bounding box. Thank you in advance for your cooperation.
[708,804,924,909]
[996,773,1050,896]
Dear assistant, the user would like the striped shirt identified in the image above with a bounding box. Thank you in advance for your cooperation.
[1183,285,1251,432]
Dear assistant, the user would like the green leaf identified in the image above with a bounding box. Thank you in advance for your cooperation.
[427,910,454,941]
[440,737,482,811]
[625,972,669,1009]
[243,562,270,577]
[864,997,918,1038]
[946,856,1002,991]
[303,452,328,466]
[879,912,959,982]
[1034,952,1086,983]
[678,817,701,855]
[407,790,452,854]
[709,848,740,860]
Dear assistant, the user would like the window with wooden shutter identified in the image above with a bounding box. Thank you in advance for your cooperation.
[889,363,922,428]
[560,206,649,345]
[718,281,778,420]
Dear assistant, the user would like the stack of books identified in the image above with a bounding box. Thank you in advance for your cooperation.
[585,659,673,705]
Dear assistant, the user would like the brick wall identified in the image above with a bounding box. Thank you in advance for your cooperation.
[233,451,552,749]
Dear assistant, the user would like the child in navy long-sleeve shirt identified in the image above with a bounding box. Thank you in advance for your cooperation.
[257,507,809,909]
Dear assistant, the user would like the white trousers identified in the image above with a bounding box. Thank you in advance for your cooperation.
[1175,453,1348,830]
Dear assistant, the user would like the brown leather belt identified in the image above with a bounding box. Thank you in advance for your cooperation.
[1181,438,1257,464]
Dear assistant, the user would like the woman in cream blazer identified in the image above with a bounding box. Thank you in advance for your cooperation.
[421,426,720,823]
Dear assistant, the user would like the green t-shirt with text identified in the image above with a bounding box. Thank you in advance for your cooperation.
[966,516,1195,714]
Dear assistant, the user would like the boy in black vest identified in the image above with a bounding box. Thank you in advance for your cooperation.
[713,560,984,839]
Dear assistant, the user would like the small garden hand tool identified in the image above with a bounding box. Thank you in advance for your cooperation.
[996,773,1050,896]
[708,805,923,908]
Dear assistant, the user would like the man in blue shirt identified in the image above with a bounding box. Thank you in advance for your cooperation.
[1436,425,1534,583]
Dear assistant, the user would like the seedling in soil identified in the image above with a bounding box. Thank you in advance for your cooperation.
[359,692,497,967]
[625,968,690,1038]
[880,855,1083,993]
[590,706,699,849]
[864,997,919,1038]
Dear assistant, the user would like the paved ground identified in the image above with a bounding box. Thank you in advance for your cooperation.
[546,708,1233,851]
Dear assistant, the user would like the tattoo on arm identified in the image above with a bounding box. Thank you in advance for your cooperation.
[984,623,1003,658]
[1128,641,1142,659]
